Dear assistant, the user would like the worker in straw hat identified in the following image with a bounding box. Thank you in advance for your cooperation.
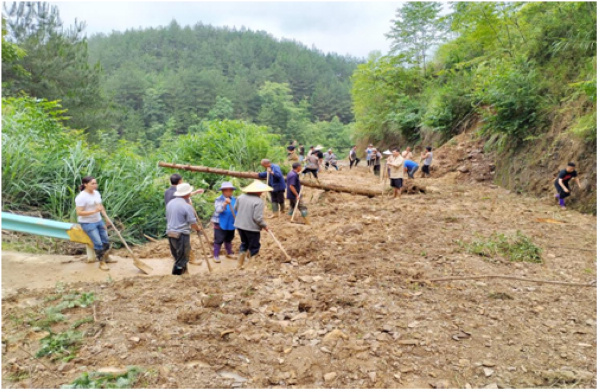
[234,180,273,269]
[210,181,237,263]
[166,183,203,275]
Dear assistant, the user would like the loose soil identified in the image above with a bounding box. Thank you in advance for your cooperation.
[2,159,596,388]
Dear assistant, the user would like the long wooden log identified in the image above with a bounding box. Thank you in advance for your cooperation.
[158,162,426,198]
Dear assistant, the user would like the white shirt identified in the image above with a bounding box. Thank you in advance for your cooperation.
[75,190,102,223]
[389,156,405,179]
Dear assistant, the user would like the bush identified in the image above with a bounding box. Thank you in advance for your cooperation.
[459,231,543,263]
[61,367,143,389]
[422,79,473,139]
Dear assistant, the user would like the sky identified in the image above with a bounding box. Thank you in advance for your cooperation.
[49,1,404,59]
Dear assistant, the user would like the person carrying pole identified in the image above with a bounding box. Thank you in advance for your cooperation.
[388,147,406,199]
[234,180,272,269]
[348,145,360,169]
[420,147,433,177]
[75,176,115,271]
[210,182,237,263]
[554,162,583,210]
[257,159,286,218]
[287,162,309,224]
[166,183,203,275]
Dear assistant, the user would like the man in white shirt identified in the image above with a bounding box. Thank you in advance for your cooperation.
[387,148,405,199]
[401,147,414,160]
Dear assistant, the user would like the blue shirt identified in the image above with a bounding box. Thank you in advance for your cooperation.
[257,164,286,192]
[286,170,301,200]
[404,160,419,170]
[211,195,236,231]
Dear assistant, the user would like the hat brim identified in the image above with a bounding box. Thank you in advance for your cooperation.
[174,190,193,197]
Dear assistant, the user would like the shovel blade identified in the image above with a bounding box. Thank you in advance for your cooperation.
[133,257,153,275]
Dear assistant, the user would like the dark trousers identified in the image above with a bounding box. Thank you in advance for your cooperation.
[554,182,571,199]
[422,165,430,176]
[168,234,191,275]
[302,168,318,179]
[408,166,419,179]
[349,158,360,168]
[238,229,261,257]
[374,164,380,176]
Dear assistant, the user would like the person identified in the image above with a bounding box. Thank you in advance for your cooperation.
[234,180,272,269]
[75,176,115,271]
[287,140,299,161]
[554,162,582,210]
[166,183,203,275]
[383,150,393,178]
[402,147,414,160]
[312,145,324,172]
[287,162,309,224]
[388,148,405,199]
[302,151,320,179]
[372,148,382,176]
[404,159,419,179]
[365,144,373,167]
[349,146,360,169]
[421,147,433,177]
[298,144,305,162]
[210,182,237,263]
[325,149,339,171]
[257,159,286,218]
[165,173,204,206]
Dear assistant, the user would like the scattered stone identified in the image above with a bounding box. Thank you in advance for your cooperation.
[58,362,74,372]
[457,166,469,173]
[482,360,495,367]
[398,339,419,346]
[459,359,470,367]
[431,379,450,389]
[323,329,348,344]
[368,372,377,383]
[482,383,498,389]
[129,336,141,343]
[483,368,494,377]
[323,372,337,382]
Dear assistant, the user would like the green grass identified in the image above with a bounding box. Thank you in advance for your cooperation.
[71,317,94,329]
[61,367,143,389]
[458,231,543,263]
[36,330,82,362]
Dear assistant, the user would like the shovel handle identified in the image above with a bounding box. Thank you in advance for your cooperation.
[267,229,291,261]
[291,187,303,222]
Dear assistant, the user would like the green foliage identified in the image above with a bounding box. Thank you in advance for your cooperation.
[422,79,473,138]
[61,367,143,389]
[36,330,82,362]
[71,317,94,330]
[459,231,543,263]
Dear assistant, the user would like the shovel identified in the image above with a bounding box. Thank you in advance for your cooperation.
[100,210,153,275]
[192,209,212,273]
[266,229,292,262]
[290,187,304,223]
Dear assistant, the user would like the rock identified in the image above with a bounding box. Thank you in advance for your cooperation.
[129,336,141,343]
[458,359,470,367]
[465,383,472,389]
[585,318,595,326]
[291,313,307,321]
[483,368,494,377]
[381,324,394,333]
[431,379,450,389]
[398,339,419,345]
[507,366,516,372]
[347,275,357,282]
[368,372,377,383]
[58,362,74,373]
[98,366,128,374]
[337,223,364,236]
[482,360,496,367]
[323,329,348,344]
[457,166,469,173]
[298,276,313,283]
[203,294,223,308]
[482,383,498,389]
[323,372,337,382]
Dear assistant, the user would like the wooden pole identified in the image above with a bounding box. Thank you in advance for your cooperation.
[192,209,212,272]
[291,187,304,222]
[266,229,292,262]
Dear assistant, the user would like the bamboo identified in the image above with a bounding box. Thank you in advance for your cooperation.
[158,162,423,197]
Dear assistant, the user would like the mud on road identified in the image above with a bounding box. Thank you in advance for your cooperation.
[2,162,597,388]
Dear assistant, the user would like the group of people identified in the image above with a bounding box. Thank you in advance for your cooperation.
[287,141,340,179]
[73,143,582,274]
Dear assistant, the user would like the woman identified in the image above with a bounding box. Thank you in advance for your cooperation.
[75,176,113,271]
[211,182,237,262]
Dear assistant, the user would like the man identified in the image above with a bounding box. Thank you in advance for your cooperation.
[234,180,271,269]
[287,162,309,224]
[349,146,360,169]
[287,140,298,161]
[302,152,320,179]
[324,149,339,171]
[312,145,324,171]
[257,159,286,218]
[166,183,203,275]
[365,144,373,167]
[404,159,419,179]
[211,182,237,263]
[298,144,305,162]
[165,173,204,206]
[383,150,393,179]
[372,148,382,176]
[388,148,405,199]
[554,162,582,210]
[401,147,414,160]
[421,147,433,177]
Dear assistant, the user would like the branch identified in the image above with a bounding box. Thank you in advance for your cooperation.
[411,275,595,287]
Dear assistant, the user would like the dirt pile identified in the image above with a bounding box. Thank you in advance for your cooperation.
[2,164,596,388]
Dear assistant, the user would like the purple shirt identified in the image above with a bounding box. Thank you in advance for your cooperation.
[286,170,301,200]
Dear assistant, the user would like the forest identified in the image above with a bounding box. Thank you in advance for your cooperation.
[2,1,597,241]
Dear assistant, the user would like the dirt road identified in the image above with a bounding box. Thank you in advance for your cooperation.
[2,161,596,388]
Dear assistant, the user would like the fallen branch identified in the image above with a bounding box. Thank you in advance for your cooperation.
[410,275,595,287]
[143,234,159,243]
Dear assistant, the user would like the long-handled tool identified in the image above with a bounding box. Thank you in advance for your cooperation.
[266,229,292,262]
[291,187,304,223]
[192,209,212,273]
[100,210,153,275]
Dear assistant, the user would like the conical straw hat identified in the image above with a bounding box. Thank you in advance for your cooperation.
[241,180,273,193]
[383,150,392,155]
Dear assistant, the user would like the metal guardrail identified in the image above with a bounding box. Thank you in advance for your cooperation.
[1,212,96,260]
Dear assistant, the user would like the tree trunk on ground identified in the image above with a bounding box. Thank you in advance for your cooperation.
[158,162,426,197]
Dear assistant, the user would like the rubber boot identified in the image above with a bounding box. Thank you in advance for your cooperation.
[237,251,248,269]
[95,249,109,271]
[224,242,235,259]
[102,242,116,263]
[213,242,222,263]
[279,203,285,217]
[268,203,278,219]
[301,211,310,225]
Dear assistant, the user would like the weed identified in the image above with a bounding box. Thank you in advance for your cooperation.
[242,287,255,297]
[61,367,143,389]
[7,370,29,382]
[488,292,514,300]
[443,216,459,223]
[583,268,593,275]
[71,317,94,329]
[459,231,542,263]
[36,330,82,362]
[420,251,427,257]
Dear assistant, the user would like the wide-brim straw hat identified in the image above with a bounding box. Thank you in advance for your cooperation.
[220,181,236,190]
[383,150,392,155]
[174,183,194,197]
[241,180,273,193]
[314,145,324,150]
